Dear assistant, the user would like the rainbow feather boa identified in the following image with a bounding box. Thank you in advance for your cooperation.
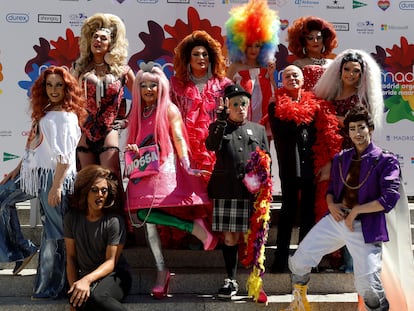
[241,147,272,302]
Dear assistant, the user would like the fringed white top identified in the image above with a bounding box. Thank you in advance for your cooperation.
[20,111,81,195]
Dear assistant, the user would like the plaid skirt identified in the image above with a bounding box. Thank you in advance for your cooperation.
[212,199,251,233]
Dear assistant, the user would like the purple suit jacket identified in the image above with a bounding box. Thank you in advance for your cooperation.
[327,143,401,243]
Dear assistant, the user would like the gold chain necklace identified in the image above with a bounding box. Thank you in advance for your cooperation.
[339,159,374,190]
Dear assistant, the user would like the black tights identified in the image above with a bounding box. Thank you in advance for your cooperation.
[75,269,132,311]
[222,244,239,279]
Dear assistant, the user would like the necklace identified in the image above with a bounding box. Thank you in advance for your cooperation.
[43,102,51,111]
[94,62,106,67]
[309,57,327,66]
[142,104,156,119]
[190,74,209,93]
[190,74,208,84]
[339,158,374,190]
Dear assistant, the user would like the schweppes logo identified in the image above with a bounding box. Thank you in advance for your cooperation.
[353,0,367,8]
[3,152,19,162]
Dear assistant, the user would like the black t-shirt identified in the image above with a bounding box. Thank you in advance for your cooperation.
[64,209,128,277]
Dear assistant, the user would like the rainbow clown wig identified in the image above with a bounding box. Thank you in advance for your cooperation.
[225,0,280,67]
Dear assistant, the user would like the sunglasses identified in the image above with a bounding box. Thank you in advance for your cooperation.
[231,101,249,108]
[140,83,158,89]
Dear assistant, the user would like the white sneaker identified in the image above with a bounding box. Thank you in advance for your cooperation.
[218,278,239,298]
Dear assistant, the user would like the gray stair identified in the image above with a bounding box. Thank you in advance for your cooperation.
[0,293,359,311]
[15,201,414,246]
[0,248,356,296]
[1,199,413,310]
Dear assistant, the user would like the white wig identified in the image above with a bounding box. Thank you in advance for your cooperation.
[313,49,383,129]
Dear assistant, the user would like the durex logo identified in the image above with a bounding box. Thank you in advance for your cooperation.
[6,13,29,23]
[399,1,414,9]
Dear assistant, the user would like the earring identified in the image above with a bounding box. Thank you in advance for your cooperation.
[104,199,114,208]
[321,45,326,53]
[187,63,191,74]
[104,52,112,65]
[207,63,212,77]
[302,47,306,56]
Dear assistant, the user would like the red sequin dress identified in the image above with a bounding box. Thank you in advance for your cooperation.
[81,67,129,142]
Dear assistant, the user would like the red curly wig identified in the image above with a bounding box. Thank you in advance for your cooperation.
[30,66,87,126]
[173,30,227,86]
[287,16,337,58]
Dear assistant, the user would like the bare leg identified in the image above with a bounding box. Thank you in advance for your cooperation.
[76,134,98,170]
[99,130,121,178]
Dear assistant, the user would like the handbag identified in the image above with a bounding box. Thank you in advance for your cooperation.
[124,144,160,179]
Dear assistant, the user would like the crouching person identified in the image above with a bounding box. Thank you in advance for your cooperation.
[64,165,132,311]
[281,105,400,311]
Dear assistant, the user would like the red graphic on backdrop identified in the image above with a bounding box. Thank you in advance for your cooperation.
[384,37,414,74]
[128,6,226,76]
[163,7,224,53]
[24,29,79,74]
[373,36,414,123]
[127,21,172,74]
[49,29,80,68]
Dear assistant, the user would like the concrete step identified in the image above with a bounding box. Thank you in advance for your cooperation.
[16,201,414,244]
[0,246,295,272]
[16,200,414,225]
[0,245,356,297]
[6,200,408,310]
[0,267,356,297]
[18,225,300,251]
[0,293,358,311]
[14,201,283,227]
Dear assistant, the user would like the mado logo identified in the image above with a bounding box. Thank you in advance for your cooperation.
[6,13,29,23]
[383,65,414,83]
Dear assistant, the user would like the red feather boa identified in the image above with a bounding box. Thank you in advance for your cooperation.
[274,89,320,125]
[274,89,343,220]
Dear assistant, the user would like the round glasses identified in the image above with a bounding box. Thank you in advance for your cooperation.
[90,187,108,195]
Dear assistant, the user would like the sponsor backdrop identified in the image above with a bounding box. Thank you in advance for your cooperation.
[1,0,413,195]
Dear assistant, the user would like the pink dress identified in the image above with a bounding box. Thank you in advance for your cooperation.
[170,77,230,247]
[170,76,231,176]
[125,109,210,211]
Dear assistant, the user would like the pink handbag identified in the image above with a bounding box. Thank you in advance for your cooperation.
[124,145,160,179]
